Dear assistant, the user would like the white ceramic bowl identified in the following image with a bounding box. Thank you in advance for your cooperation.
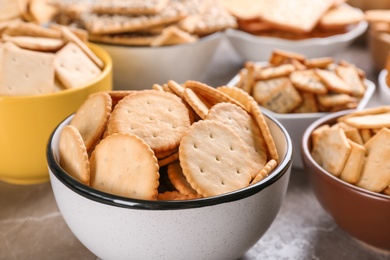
[378,69,390,105]
[94,32,224,90]
[47,111,292,260]
[225,21,368,61]
[227,73,375,169]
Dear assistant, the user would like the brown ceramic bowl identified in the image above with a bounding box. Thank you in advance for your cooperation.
[301,109,390,252]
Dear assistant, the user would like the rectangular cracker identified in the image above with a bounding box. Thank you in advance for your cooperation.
[339,140,365,184]
[293,91,318,113]
[357,128,390,192]
[3,21,62,38]
[311,128,351,177]
[315,68,352,95]
[254,64,295,80]
[81,4,187,34]
[0,42,55,95]
[91,0,169,15]
[343,113,390,129]
[0,0,21,21]
[252,77,289,104]
[260,0,334,33]
[290,69,328,94]
[318,4,364,30]
[336,65,366,97]
[54,42,102,89]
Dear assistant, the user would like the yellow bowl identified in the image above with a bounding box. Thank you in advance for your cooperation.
[0,43,112,185]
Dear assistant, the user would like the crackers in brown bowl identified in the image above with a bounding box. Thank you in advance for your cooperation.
[59,81,280,200]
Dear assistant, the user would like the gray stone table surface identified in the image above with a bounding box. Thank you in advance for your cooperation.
[1,36,390,260]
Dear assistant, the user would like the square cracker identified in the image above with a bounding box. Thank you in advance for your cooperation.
[54,42,102,89]
[339,140,365,184]
[260,0,334,33]
[0,42,55,96]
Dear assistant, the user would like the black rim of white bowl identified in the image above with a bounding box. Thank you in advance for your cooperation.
[47,110,293,210]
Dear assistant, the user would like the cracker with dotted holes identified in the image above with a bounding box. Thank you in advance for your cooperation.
[70,92,112,153]
[167,160,199,196]
[54,42,102,89]
[0,42,55,95]
[59,125,90,185]
[107,90,191,156]
[179,120,252,197]
[206,102,267,179]
[90,133,160,200]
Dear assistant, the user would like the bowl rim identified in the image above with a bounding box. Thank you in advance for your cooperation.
[91,31,224,50]
[225,19,368,47]
[301,109,390,201]
[226,62,376,120]
[378,69,388,90]
[0,43,113,101]
[47,110,293,210]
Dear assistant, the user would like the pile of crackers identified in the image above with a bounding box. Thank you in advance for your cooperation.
[0,20,103,96]
[233,49,367,114]
[220,0,364,40]
[59,81,280,200]
[49,0,237,46]
[311,106,390,196]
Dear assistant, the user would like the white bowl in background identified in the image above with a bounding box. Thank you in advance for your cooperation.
[225,20,368,62]
[95,32,224,90]
[47,110,292,260]
[227,72,375,169]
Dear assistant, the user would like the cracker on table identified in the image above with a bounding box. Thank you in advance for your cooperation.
[59,125,90,185]
[179,120,252,197]
[54,42,102,89]
[90,133,160,200]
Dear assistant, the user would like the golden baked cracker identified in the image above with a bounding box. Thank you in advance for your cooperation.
[254,64,295,80]
[383,187,390,196]
[260,0,334,33]
[60,26,104,69]
[59,125,90,185]
[167,80,185,98]
[336,65,366,97]
[0,42,55,96]
[359,129,372,144]
[339,140,365,184]
[182,87,209,120]
[319,4,364,30]
[54,42,102,89]
[365,10,390,24]
[50,24,89,42]
[70,92,112,152]
[237,17,274,34]
[337,106,390,122]
[2,34,65,52]
[216,85,255,113]
[161,83,176,95]
[290,58,307,71]
[293,91,318,113]
[90,133,160,200]
[250,159,277,185]
[92,0,169,15]
[152,83,164,91]
[206,102,268,178]
[157,190,199,201]
[167,160,199,196]
[241,61,256,94]
[151,25,198,47]
[218,0,268,20]
[252,77,290,104]
[311,128,351,176]
[343,113,390,129]
[314,68,352,95]
[107,90,135,108]
[184,80,245,110]
[290,69,328,95]
[81,4,187,35]
[268,49,306,66]
[158,152,179,167]
[249,100,279,162]
[311,124,330,148]
[357,128,390,193]
[0,0,21,22]
[3,21,62,38]
[260,80,302,113]
[89,33,157,46]
[107,90,191,155]
[304,57,334,69]
[336,123,364,145]
[317,93,357,109]
[338,59,366,79]
[179,120,252,197]
[27,0,58,24]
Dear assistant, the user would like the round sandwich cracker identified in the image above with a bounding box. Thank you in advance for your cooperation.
[107,90,191,156]
[59,125,90,185]
[90,133,159,200]
[179,120,252,197]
